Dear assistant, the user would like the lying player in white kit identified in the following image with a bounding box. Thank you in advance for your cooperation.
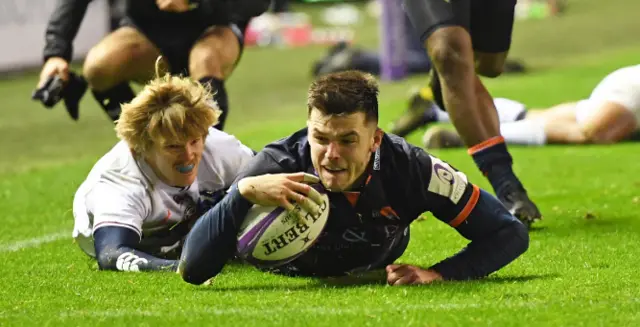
[422,64,640,148]
[72,62,254,272]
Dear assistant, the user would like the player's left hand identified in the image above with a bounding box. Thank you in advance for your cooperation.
[156,0,191,12]
[385,264,443,286]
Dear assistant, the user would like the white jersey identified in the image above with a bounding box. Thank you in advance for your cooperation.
[72,127,254,257]
[576,64,640,127]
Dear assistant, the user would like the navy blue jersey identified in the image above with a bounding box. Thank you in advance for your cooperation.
[180,128,528,284]
[231,128,479,276]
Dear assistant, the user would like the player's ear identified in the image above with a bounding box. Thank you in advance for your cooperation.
[371,128,383,152]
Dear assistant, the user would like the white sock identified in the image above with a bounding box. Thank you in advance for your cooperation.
[500,119,547,145]
[433,98,527,123]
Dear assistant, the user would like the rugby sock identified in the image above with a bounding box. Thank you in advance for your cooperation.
[468,137,522,197]
[199,77,228,130]
[91,82,135,122]
[500,120,547,145]
[432,98,527,124]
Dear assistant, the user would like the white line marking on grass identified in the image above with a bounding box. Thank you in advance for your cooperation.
[0,231,68,253]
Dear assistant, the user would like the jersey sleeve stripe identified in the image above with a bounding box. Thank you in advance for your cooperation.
[449,185,480,228]
[93,221,142,238]
[467,136,505,155]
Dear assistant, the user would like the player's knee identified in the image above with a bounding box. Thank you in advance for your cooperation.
[427,29,473,78]
[474,52,508,78]
[83,41,149,90]
[189,46,225,79]
[83,47,113,90]
[189,31,239,79]
[475,60,504,78]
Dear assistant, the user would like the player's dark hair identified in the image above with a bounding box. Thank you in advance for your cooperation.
[307,70,379,123]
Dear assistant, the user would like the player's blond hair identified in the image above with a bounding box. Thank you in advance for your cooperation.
[115,57,221,154]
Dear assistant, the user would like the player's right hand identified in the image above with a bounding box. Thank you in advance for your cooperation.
[237,172,324,215]
[37,57,69,88]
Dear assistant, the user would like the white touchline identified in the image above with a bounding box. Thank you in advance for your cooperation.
[0,231,68,253]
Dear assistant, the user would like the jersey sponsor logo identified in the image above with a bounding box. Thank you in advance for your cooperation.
[116,252,149,272]
[427,156,468,204]
[342,228,369,243]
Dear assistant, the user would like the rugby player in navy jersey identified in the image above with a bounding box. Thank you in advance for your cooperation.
[179,71,529,285]
[33,0,269,128]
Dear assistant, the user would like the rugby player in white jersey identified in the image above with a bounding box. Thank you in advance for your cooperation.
[423,64,640,147]
[72,61,254,272]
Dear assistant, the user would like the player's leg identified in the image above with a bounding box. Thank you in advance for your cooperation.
[188,23,244,130]
[83,26,161,121]
[537,101,637,144]
[425,100,639,146]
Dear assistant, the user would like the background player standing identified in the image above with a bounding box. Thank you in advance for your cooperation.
[401,0,542,225]
[34,0,269,129]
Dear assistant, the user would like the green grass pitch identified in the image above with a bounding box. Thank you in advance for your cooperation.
[0,0,639,325]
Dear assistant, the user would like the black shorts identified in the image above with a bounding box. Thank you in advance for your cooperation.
[403,0,516,53]
[120,16,247,75]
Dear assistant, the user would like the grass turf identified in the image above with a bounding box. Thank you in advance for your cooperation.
[1,0,639,325]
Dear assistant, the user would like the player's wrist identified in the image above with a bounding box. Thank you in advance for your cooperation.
[237,178,254,201]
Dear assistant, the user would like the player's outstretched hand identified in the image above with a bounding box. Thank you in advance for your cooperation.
[156,0,191,12]
[386,264,443,286]
[238,172,324,214]
[37,57,68,88]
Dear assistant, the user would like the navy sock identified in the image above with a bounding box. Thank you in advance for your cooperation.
[91,82,135,122]
[199,77,228,130]
[469,137,522,198]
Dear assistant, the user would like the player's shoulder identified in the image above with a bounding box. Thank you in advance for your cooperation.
[380,132,429,167]
[260,127,310,168]
[83,141,150,191]
[204,127,251,152]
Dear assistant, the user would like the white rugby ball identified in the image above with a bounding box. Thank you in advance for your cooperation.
[236,185,330,268]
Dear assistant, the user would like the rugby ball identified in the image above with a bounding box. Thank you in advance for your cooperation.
[237,185,330,268]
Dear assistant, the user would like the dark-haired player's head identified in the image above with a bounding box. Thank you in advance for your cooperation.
[306,71,383,192]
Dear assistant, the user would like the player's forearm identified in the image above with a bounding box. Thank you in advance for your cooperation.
[96,246,178,272]
[178,184,253,285]
[431,190,529,280]
[44,0,91,62]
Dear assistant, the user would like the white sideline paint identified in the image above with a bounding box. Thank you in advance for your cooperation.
[0,232,68,253]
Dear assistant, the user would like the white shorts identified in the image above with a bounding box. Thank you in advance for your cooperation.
[575,65,640,128]
[72,183,96,258]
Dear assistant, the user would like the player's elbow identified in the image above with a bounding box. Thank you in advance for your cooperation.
[95,249,118,271]
[178,259,211,285]
[509,219,530,260]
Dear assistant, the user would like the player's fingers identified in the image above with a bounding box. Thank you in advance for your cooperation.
[385,264,404,274]
[288,181,324,207]
[278,197,296,212]
[58,64,69,82]
[286,189,319,216]
[386,270,402,285]
[288,172,320,184]
[392,274,419,286]
[37,68,53,88]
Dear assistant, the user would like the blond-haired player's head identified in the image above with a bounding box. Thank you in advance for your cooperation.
[115,57,221,187]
